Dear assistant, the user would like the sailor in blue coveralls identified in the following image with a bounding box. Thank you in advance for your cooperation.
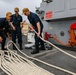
[22,8,45,54]
[10,7,23,50]
[0,12,12,50]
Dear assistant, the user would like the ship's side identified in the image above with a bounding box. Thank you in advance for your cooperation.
[37,0,76,47]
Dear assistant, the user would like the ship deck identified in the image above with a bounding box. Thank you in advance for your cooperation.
[0,35,76,75]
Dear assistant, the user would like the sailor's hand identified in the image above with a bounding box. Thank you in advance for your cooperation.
[37,32,40,37]
[12,26,16,30]
[0,36,3,42]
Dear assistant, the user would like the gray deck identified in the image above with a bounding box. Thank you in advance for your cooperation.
[0,35,76,75]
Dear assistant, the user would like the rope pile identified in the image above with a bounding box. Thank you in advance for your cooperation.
[0,50,54,75]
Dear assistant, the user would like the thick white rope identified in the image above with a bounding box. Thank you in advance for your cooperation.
[1,51,20,75]
[6,41,76,75]
[0,51,12,75]
[0,48,54,75]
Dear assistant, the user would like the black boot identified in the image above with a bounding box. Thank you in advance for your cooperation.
[39,44,46,50]
[39,47,45,50]
[2,48,7,50]
[31,47,39,54]
[1,44,7,50]
[31,49,39,54]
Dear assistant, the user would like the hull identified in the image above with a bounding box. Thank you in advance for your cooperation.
[43,20,76,45]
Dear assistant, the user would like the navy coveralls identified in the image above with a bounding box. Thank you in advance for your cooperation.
[0,18,9,50]
[28,12,45,50]
[11,14,22,47]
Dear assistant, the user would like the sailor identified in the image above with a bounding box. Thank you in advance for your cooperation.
[22,8,45,54]
[0,12,12,50]
[10,7,23,50]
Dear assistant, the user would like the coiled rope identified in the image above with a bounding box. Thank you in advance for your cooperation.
[0,49,54,75]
